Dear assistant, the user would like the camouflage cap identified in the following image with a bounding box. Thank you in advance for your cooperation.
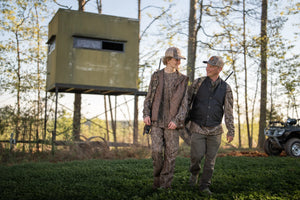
[203,56,224,68]
[165,47,186,60]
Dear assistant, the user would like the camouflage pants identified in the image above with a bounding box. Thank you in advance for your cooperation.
[151,126,179,188]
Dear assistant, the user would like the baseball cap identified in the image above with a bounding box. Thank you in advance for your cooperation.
[165,47,186,60]
[203,56,224,68]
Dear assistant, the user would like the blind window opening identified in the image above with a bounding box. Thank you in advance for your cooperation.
[102,41,124,51]
[73,37,125,52]
[48,38,56,55]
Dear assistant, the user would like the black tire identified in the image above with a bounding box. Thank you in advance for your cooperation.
[264,138,282,156]
[285,138,300,157]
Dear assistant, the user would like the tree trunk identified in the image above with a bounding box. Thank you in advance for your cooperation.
[133,0,141,145]
[234,65,242,148]
[179,0,204,146]
[73,0,86,141]
[73,93,81,141]
[230,48,241,148]
[15,30,21,144]
[96,0,110,145]
[96,0,102,13]
[78,0,85,11]
[251,71,259,148]
[187,0,197,82]
[258,0,268,148]
[243,0,251,148]
[35,6,41,152]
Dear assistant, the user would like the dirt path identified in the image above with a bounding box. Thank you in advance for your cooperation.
[218,150,287,157]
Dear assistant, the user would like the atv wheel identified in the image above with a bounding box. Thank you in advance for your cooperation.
[285,138,300,157]
[264,138,282,156]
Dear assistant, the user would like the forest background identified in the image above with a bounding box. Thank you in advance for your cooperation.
[0,0,299,157]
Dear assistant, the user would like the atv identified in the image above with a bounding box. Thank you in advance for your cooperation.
[264,118,300,157]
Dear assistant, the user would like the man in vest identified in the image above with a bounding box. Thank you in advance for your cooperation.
[143,47,189,189]
[188,56,235,195]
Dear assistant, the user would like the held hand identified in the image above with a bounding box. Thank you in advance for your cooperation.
[227,135,234,143]
[168,121,177,130]
[144,116,151,126]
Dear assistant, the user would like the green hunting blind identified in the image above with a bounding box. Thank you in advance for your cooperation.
[46,9,139,95]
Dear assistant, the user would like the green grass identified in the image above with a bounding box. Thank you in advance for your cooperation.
[0,156,299,200]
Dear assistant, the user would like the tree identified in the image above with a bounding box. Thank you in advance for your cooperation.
[276,54,299,118]
[214,2,244,148]
[268,1,300,119]
[31,1,48,151]
[243,0,252,148]
[94,0,110,144]
[133,0,142,145]
[0,0,37,143]
[187,0,203,82]
[258,0,268,149]
[0,0,51,151]
[72,0,86,142]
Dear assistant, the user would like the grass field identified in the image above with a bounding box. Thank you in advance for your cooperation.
[0,156,299,200]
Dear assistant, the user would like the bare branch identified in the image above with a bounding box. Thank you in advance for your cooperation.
[140,49,160,61]
[195,0,203,35]
[52,0,72,9]
[141,5,163,12]
[140,4,173,40]
[196,40,239,53]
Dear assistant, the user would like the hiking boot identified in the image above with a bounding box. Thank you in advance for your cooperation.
[189,174,198,186]
[199,187,212,195]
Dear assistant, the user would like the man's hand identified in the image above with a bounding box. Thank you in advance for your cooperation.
[144,116,151,125]
[168,121,177,130]
[227,135,234,143]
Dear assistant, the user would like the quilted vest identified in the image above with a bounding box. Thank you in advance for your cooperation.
[190,77,227,127]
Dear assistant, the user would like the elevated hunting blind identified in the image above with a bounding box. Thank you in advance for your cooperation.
[46,9,139,95]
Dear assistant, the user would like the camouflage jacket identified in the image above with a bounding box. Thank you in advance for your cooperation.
[187,76,235,137]
[143,69,189,129]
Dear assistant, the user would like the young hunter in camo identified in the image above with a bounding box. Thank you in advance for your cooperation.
[143,47,189,189]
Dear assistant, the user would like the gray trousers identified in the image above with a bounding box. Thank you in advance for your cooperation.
[190,133,222,189]
[151,126,179,188]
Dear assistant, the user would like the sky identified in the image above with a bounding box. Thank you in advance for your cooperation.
[1,0,299,122]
